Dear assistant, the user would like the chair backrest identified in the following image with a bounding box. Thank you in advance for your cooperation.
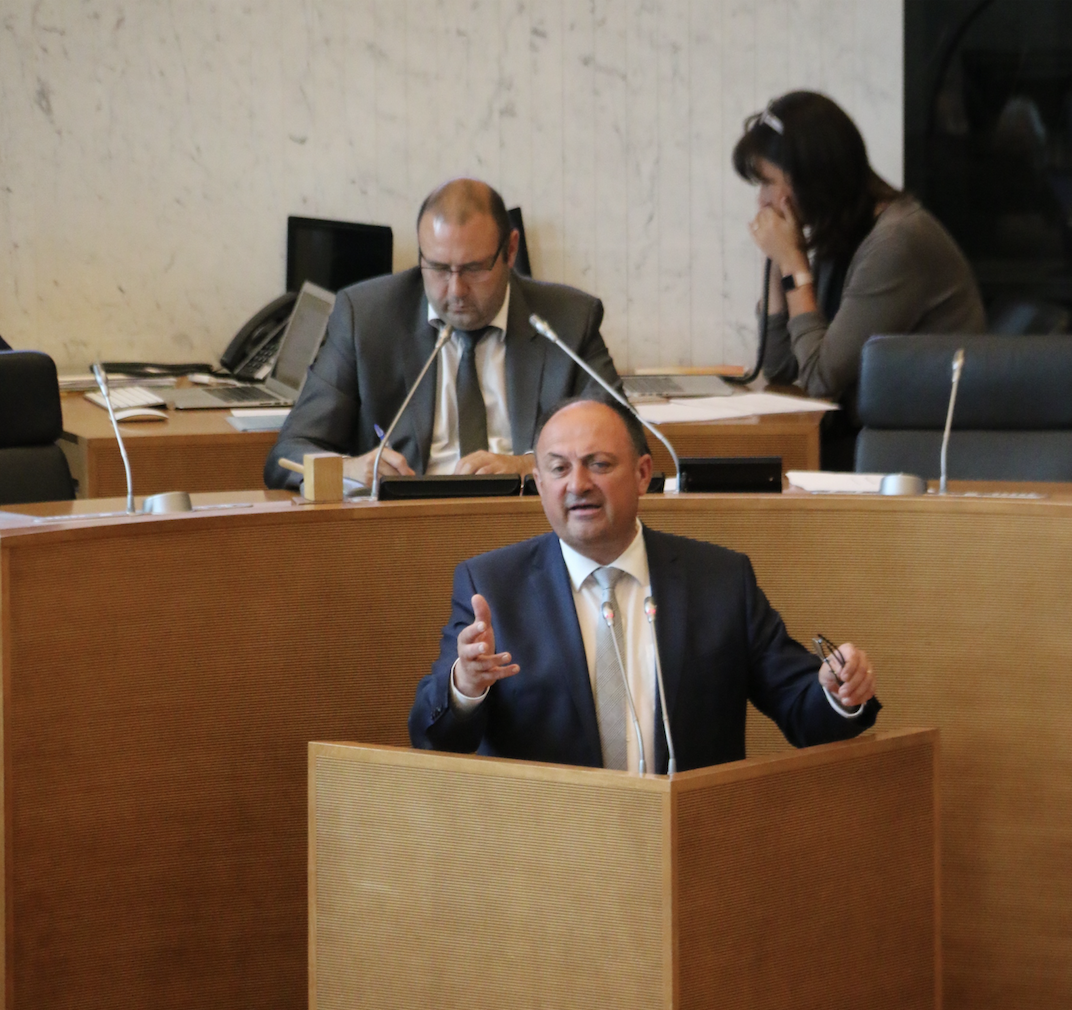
[0,350,76,505]
[854,333,1072,480]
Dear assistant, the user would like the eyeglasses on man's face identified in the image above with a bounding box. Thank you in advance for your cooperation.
[418,234,508,282]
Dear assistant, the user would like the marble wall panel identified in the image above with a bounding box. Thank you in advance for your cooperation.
[0,0,903,372]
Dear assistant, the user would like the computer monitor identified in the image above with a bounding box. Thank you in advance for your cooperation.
[286,216,394,294]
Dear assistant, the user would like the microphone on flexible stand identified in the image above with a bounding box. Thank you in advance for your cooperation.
[600,600,646,776]
[939,348,966,495]
[643,597,677,775]
[370,322,453,501]
[528,314,680,481]
[91,362,136,515]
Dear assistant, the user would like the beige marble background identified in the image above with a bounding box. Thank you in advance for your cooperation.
[0,0,902,372]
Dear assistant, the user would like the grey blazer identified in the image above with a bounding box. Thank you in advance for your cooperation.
[265,267,620,489]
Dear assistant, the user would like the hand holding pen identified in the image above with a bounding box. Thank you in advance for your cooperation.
[340,423,416,487]
[813,634,876,710]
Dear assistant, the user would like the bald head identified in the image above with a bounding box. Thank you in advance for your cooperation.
[416,178,512,247]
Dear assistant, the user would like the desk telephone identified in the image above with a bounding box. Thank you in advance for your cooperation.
[220,292,297,380]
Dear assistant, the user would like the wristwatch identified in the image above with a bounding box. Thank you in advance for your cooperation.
[781,270,814,292]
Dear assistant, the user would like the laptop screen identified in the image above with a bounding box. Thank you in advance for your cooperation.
[271,283,335,392]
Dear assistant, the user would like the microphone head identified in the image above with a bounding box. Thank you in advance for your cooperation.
[952,348,965,378]
[529,313,554,339]
[91,362,109,395]
[600,600,615,626]
[436,322,454,346]
[644,596,657,621]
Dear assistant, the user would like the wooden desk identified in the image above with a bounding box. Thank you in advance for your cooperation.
[3,490,1070,1009]
[60,393,278,498]
[60,393,821,497]
[649,410,821,475]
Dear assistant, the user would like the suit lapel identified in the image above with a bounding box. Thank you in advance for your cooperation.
[644,527,686,771]
[504,276,547,454]
[534,533,603,764]
[407,291,439,472]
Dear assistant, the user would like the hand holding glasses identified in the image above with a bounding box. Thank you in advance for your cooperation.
[813,633,846,685]
[813,633,877,710]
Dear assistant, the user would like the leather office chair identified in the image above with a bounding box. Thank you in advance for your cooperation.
[0,350,76,505]
[855,333,1072,481]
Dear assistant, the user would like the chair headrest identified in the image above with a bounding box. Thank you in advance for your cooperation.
[858,333,1072,430]
[0,350,64,447]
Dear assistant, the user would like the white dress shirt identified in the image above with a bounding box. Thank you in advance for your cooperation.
[557,522,657,774]
[426,288,513,474]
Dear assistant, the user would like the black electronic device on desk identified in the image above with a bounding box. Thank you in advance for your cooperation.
[377,474,523,500]
[221,216,394,381]
[521,473,666,496]
[173,282,335,409]
[677,457,782,493]
[220,292,298,381]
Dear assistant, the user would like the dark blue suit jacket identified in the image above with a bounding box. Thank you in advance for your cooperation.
[408,527,879,772]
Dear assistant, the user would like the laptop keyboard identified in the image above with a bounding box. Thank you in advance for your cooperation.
[209,385,285,403]
[624,376,684,396]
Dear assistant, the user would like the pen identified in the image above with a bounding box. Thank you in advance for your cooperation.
[374,424,387,442]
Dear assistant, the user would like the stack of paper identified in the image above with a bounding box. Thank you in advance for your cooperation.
[634,391,837,424]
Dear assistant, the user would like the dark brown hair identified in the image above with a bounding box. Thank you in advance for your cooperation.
[416,179,513,248]
[732,91,901,263]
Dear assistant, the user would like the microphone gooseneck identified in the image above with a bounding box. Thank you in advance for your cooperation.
[529,314,681,480]
[370,322,453,501]
[644,597,676,775]
[91,362,136,514]
[939,348,965,495]
[600,600,646,776]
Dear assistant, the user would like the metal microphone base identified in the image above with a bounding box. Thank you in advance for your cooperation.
[141,491,193,514]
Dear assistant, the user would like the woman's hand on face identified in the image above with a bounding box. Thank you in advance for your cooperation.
[748,200,808,275]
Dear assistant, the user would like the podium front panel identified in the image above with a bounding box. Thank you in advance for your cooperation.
[674,734,938,1010]
[311,744,672,1010]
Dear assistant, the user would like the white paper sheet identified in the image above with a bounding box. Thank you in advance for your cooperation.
[787,471,885,493]
[635,391,837,424]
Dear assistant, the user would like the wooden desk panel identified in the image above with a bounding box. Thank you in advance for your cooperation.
[61,393,821,498]
[2,491,1071,1008]
[60,395,277,498]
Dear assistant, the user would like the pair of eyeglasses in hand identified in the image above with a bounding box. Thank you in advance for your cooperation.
[812,634,846,686]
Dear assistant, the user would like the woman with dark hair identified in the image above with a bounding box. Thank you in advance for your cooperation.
[734,91,985,468]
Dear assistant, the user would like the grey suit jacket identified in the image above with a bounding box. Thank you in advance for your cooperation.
[265,267,620,488]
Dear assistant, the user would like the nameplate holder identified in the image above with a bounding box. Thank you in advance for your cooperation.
[677,457,782,494]
[378,474,522,500]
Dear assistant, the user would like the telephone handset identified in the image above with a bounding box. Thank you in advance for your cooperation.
[220,292,297,380]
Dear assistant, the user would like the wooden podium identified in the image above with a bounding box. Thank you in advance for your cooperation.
[310,730,938,1010]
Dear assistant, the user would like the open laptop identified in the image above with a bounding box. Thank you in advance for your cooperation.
[622,373,734,398]
[171,281,335,409]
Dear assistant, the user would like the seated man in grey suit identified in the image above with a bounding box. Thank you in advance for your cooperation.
[409,397,879,773]
[265,179,621,489]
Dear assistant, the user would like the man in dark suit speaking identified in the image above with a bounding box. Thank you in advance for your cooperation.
[265,179,620,489]
[409,398,879,773]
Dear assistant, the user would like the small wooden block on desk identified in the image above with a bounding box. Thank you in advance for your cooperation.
[278,453,344,503]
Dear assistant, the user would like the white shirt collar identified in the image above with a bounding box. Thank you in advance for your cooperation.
[558,520,649,591]
[427,282,510,341]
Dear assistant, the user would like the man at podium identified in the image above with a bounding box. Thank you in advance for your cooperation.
[409,398,879,773]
